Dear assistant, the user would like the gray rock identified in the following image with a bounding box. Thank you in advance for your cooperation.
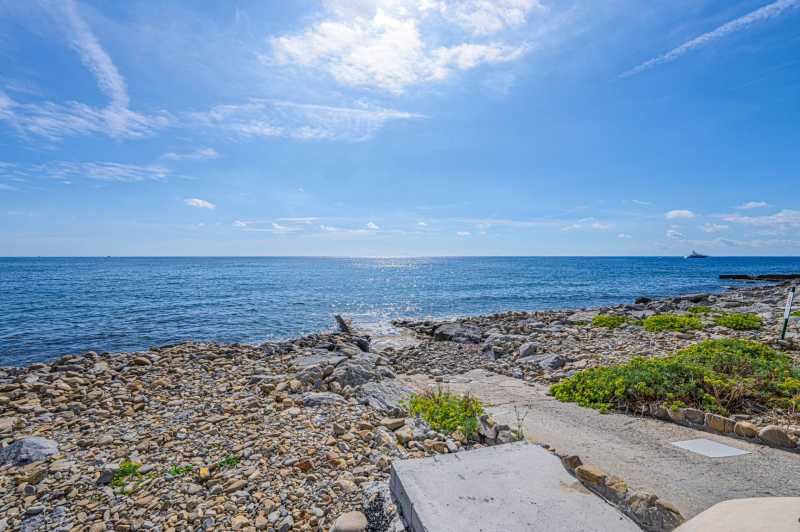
[0,437,59,466]
[519,342,538,358]
[293,351,346,370]
[433,322,482,344]
[358,380,413,416]
[518,354,567,370]
[302,392,347,407]
[330,360,382,387]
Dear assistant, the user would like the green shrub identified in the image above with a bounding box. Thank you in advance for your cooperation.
[714,313,762,330]
[550,339,800,416]
[642,314,703,332]
[406,389,484,439]
[688,306,712,314]
[167,464,194,477]
[592,315,627,328]
[791,311,800,318]
[217,455,240,469]
[112,460,141,488]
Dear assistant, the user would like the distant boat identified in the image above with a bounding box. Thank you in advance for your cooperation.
[685,250,709,259]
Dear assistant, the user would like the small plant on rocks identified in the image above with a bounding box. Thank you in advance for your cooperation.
[591,315,627,329]
[642,314,703,332]
[714,312,762,330]
[406,389,484,439]
[217,455,240,470]
[112,461,141,488]
[167,464,193,477]
[688,306,712,314]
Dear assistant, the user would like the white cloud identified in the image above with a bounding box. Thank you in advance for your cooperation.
[701,223,729,233]
[665,209,695,219]
[561,217,611,231]
[366,221,380,230]
[666,229,685,240]
[630,199,652,206]
[721,209,800,231]
[320,224,339,232]
[184,198,216,209]
[269,0,535,93]
[417,221,428,226]
[623,0,800,77]
[187,99,422,142]
[617,233,632,239]
[456,231,471,236]
[736,201,769,210]
[162,148,220,161]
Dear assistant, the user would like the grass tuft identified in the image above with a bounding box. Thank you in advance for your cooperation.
[406,389,484,439]
[550,339,800,416]
[167,464,194,477]
[591,315,628,329]
[687,306,712,314]
[642,314,703,332]
[112,460,141,488]
[217,455,240,470]
[714,313,762,330]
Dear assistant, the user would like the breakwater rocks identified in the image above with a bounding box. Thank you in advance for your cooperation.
[0,330,502,532]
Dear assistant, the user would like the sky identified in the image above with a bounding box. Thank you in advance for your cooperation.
[1,0,799,257]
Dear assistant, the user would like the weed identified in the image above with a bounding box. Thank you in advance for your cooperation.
[591,315,627,329]
[167,464,194,477]
[688,306,712,314]
[714,313,762,330]
[642,314,703,332]
[112,460,141,488]
[405,388,484,439]
[217,455,240,470]
[550,339,800,416]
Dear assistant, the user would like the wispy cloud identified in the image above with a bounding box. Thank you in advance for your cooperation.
[184,198,215,209]
[617,233,632,239]
[665,209,695,219]
[561,217,612,231]
[622,0,800,77]
[268,0,537,93]
[701,223,729,233]
[162,148,220,161]
[736,200,769,209]
[721,209,800,231]
[187,99,423,142]
[666,229,685,240]
[1,161,170,183]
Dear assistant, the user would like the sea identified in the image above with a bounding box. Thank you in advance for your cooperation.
[2,256,799,366]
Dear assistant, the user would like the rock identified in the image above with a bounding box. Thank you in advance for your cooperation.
[734,421,759,438]
[433,323,482,344]
[705,413,735,433]
[518,342,538,358]
[518,354,567,370]
[575,464,607,487]
[358,380,413,416]
[395,426,414,445]
[231,514,251,530]
[379,418,406,430]
[332,511,368,532]
[302,392,346,406]
[758,425,796,448]
[294,352,347,370]
[0,437,59,466]
[132,356,151,366]
[635,296,652,304]
[681,408,705,424]
[0,416,20,434]
[330,360,382,387]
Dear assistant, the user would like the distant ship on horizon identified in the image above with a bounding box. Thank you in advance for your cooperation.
[685,250,709,259]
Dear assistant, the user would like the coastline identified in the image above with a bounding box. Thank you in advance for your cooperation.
[1,280,798,531]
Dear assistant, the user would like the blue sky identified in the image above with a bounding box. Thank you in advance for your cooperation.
[1,0,799,256]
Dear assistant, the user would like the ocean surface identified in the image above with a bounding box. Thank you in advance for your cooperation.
[2,256,799,366]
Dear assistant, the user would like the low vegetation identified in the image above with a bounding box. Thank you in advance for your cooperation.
[167,464,193,477]
[591,315,628,329]
[217,455,240,470]
[642,314,703,332]
[714,312,763,330]
[550,339,800,416]
[406,389,484,439]
[687,306,712,314]
[112,460,141,488]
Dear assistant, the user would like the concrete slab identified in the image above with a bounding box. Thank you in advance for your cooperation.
[675,497,800,532]
[671,438,750,458]
[390,442,639,532]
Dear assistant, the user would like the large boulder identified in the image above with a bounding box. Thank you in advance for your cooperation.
[358,380,414,416]
[329,360,383,388]
[433,323,482,344]
[517,354,568,371]
[302,392,347,407]
[0,437,59,466]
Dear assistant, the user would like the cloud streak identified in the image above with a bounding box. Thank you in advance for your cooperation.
[184,198,215,209]
[622,0,800,77]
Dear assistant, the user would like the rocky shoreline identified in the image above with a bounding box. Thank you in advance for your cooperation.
[1,280,799,531]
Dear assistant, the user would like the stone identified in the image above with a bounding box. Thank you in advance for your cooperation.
[433,322,482,344]
[231,514,251,530]
[734,421,759,439]
[758,426,796,448]
[0,417,20,434]
[667,408,685,423]
[575,464,607,487]
[379,418,406,430]
[302,392,346,406]
[132,356,151,366]
[330,360,382,388]
[705,413,735,433]
[518,354,567,370]
[682,408,705,424]
[0,437,59,466]
[519,342,538,358]
[332,511,368,532]
[358,380,413,416]
[395,426,414,445]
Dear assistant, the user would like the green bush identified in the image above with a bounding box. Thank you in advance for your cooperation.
[791,310,800,318]
[112,460,141,488]
[167,464,193,477]
[688,306,712,314]
[592,315,627,328]
[406,389,484,439]
[642,314,703,332]
[550,339,800,416]
[217,455,240,469]
[714,313,762,330]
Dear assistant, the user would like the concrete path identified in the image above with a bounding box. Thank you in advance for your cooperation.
[391,442,639,532]
[398,369,800,519]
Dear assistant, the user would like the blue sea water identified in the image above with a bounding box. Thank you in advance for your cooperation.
[1,256,799,365]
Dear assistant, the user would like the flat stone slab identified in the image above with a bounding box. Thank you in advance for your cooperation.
[390,442,638,532]
[671,438,750,458]
[675,497,800,532]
